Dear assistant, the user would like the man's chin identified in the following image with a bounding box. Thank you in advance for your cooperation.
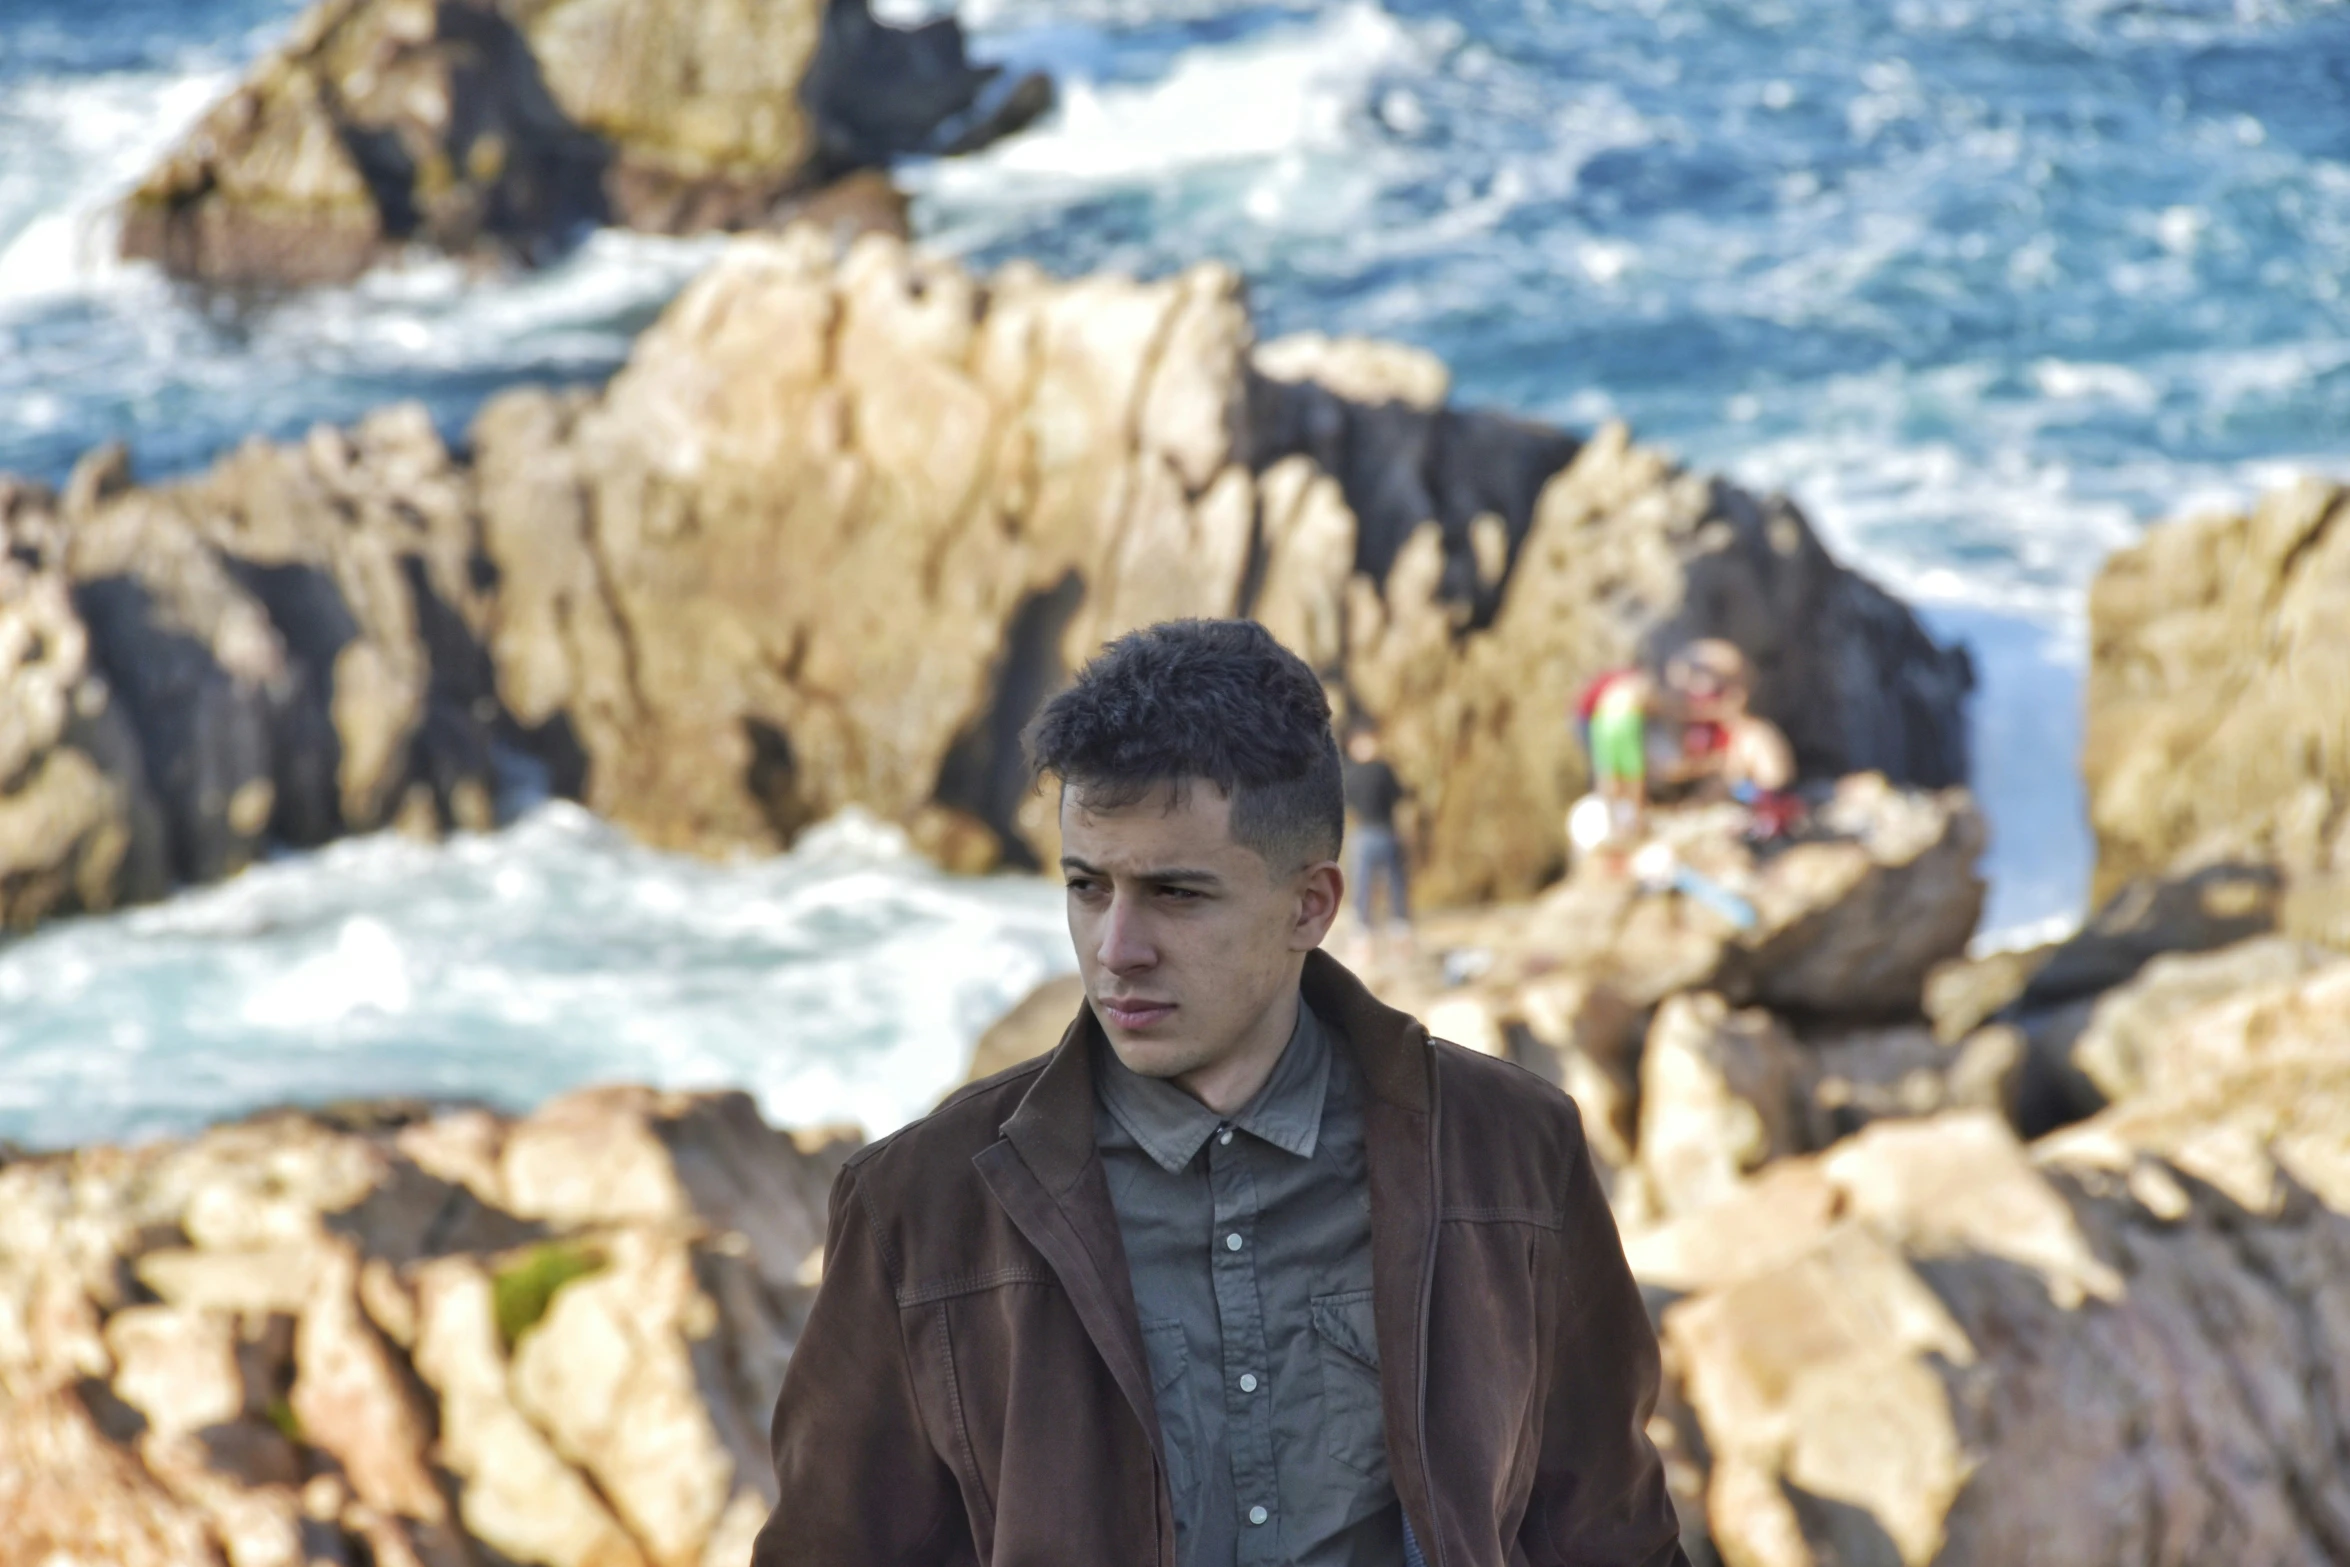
[1101,1030,1206,1082]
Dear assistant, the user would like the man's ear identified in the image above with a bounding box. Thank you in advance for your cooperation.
[1293,859,1344,950]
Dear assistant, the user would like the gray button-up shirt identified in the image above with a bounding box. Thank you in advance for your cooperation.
[1095,997,1406,1567]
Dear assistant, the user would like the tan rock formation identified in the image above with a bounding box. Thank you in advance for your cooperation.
[2064,936,2343,1108]
[0,1386,221,1567]
[2085,477,2350,948]
[958,972,1084,1089]
[1630,1004,2350,1567]
[119,0,1048,286]
[1632,993,1810,1221]
[0,1091,842,1567]
[3,230,1969,929]
[1353,777,1984,1026]
[463,230,1968,898]
[0,411,510,917]
[15,969,2350,1567]
[0,488,165,927]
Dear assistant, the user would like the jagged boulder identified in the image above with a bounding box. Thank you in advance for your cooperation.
[0,483,169,927]
[1619,941,2350,1567]
[4,230,1970,923]
[2084,477,2350,949]
[119,0,1050,285]
[1382,776,1985,1020]
[0,409,512,914]
[0,1090,853,1567]
[466,230,1970,897]
[1627,1090,2350,1567]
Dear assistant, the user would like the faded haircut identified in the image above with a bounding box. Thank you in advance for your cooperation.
[1026,619,1344,872]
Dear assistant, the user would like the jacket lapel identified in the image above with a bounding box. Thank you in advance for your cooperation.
[972,1007,1171,1554]
[1305,951,1445,1563]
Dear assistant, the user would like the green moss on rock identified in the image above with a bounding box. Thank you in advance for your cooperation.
[492,1239,606,1351]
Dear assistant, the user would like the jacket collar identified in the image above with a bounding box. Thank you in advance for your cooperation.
[1002,949,1429,1187]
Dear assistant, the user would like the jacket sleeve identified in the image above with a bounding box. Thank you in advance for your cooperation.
[1524,1113,1691,1567]
[752,1161,972,1566]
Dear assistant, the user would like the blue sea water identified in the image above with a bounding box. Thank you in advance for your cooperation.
[2,0,2344,1145]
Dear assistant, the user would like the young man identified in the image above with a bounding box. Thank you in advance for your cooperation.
[1341,723,1413,938]
[756,620,1686,1567]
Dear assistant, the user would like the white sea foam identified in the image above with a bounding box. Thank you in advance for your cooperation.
[0,806,1076,1152]
[912,2,1437,239]
[0,67,237,308]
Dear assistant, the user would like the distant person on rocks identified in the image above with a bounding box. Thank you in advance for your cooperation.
[1342,722,1413,943]
[757,618,1689,1567]
[1581,666,1658,835]
[1661,639,1802,839]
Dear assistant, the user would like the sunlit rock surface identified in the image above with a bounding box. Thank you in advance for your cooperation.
[2085,477,2350,951]
[0,230,1968,928]
[0,1088,850,1567]
[117,0,1049,284]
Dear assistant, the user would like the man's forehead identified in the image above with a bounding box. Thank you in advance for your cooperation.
[1061,775,1232,818]
[1060,777,1239,850]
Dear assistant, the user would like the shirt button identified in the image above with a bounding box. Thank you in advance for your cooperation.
[1239,1373,1259,1392]
[1218,1127,1234,1145]
[1225,1233,1243,1251]
[1248,1506,1269,1526]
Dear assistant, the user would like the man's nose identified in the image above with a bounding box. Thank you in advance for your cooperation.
[1096,891,1156,973]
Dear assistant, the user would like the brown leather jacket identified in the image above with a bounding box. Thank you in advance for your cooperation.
[754,951,1688,1567]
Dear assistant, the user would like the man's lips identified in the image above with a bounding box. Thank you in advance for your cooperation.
[1100,998,1177,1029]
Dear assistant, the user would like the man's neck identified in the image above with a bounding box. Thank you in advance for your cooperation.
[1174,978,1304,1117]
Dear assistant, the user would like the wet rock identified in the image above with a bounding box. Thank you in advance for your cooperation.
[120,0,1047,286]
[2084,477,2350,949]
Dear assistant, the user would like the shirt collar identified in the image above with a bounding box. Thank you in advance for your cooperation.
[1094,995,1333,1174]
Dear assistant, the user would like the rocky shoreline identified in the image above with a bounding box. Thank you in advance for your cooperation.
[4,833,2347,1566]
[5,48,2349,1562]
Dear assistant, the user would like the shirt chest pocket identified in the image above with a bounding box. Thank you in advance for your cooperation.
[1309,1289,1390,1480]
[1138,1316,1201,1510]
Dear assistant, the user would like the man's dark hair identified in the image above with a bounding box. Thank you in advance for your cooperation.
[1028,619,1344,872]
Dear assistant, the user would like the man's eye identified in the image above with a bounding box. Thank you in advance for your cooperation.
[1158,886,1202,902]
[1067,878,1103,896]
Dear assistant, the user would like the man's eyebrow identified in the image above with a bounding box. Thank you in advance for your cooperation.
[1058,857,1224,886]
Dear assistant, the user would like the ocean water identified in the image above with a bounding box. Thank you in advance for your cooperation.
[3,0,2345,1143]
[0,807,1075,1151]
